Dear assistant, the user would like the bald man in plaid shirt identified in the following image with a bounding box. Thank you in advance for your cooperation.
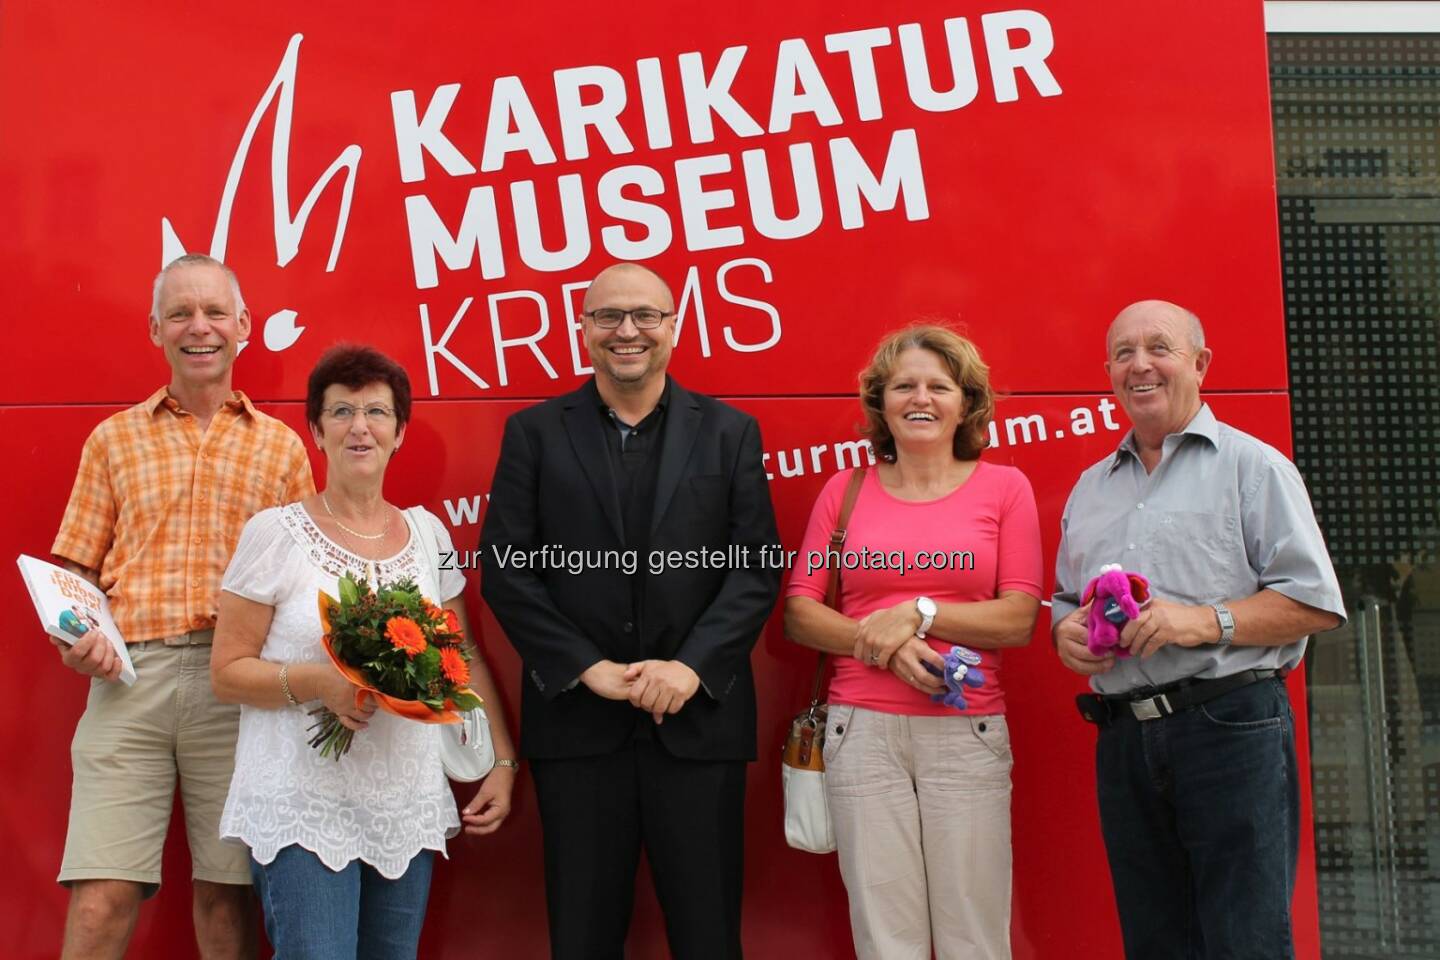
[50,255,313,960]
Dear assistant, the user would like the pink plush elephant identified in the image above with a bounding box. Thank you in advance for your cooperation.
[1080,564,1151,657]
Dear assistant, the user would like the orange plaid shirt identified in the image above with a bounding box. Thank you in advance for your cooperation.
[52,387,315,642]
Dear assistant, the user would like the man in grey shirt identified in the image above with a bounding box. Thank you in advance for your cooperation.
[1052,300,1345,960]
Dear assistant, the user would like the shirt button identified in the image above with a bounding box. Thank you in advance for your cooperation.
[193,536,203,545]
[623,621,634,633]
[190,578,200,587]
[1136,502,1144,510]
[1127,543,1136,551]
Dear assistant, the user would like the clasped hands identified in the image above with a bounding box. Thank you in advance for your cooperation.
[852,601,945,695]
[1054,597,1217,675]
[580,658,700,723]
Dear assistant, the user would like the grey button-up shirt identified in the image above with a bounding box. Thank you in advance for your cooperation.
[1052,404,1346,694]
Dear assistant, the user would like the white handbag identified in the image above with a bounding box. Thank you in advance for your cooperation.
[439,705,497,783]
[780,467,865,854]
[782,702,835,853]
[405,508,497,783]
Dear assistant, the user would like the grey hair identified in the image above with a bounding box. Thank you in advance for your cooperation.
[150,254,246,320]
[1183,307,1205,350]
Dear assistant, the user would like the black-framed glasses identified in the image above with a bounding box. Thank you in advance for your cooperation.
[322,403,397,423]
[583,308,674,329]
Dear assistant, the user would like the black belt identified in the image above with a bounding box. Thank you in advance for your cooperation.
[1075,668,1281,725]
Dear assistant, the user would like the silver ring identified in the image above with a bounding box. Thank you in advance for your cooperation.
[868,653,880,664]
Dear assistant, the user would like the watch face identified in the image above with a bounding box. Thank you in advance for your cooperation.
[917,596,938,617]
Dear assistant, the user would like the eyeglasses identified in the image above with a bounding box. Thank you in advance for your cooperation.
[322,403,397,423]
[583,308,674,329]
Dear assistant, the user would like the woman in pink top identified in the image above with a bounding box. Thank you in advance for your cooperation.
[785,326,1042,960]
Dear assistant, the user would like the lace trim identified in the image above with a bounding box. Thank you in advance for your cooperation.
[276,502,417,585]
[234,825,458,881]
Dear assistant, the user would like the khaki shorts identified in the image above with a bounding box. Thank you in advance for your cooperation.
[58,636,250,895]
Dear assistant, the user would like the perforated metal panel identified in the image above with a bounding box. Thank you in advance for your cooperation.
[1272,33,1440,960]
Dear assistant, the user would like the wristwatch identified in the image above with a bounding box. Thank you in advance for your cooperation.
[915,596,938,638]
[1210,601,1235,646]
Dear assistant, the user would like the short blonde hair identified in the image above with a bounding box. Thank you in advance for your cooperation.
[859,325,994,461]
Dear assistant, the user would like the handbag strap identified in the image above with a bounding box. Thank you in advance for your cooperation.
[404,507,444,601]
[806,467,868,708]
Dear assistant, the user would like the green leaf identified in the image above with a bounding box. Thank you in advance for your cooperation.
[339,575,360,606]
[451,691,484,712]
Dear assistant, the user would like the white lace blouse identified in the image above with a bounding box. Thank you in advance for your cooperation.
[218,503,466,878]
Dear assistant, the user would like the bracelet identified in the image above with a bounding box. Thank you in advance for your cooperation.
[279,663,299,706]
[493,759,520,769]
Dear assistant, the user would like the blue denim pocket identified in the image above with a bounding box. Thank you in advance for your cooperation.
[1197,678,1286,730]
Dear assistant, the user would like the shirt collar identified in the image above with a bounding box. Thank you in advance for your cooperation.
[1106,402,1219,474]
[592,376,672,423]
[145,386,255,419]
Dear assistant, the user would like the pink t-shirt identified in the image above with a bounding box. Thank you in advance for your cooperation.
[785,463,1043,716]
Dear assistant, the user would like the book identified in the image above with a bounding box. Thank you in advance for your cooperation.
[18,554,136,685]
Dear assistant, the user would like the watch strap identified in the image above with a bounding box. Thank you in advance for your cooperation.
[1210,601,1236,645]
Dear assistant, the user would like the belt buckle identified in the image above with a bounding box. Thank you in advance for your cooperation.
[1130,693,1170,721]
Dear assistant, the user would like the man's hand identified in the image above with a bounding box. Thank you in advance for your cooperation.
[623,660,700,724]
[1119,599,1217,658]
[886,636,946,694]
[853,600,923,669]
[579,660,634,701]
[1054,605,1116,676]
[51,630,123,682]
[461,765,515,836]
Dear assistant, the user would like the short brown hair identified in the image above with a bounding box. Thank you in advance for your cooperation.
[306,344,412,429]
[859,325,994,461]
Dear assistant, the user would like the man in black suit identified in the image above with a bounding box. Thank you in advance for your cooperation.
[479,262,781,959]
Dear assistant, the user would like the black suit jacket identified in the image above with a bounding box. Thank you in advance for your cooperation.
[479,379,781,761]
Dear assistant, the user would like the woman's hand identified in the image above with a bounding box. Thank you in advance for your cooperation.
[316,667,376,731]
[853,600,923,668]
[462,766,515,836]
[887,636,947,694]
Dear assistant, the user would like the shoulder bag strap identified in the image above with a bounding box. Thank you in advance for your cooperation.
[806,466,869,707]
[404,507,444,601]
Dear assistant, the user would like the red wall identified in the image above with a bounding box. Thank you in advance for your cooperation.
[1,2,1308,957]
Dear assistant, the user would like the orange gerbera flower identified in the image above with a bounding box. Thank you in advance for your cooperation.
[385,616,427,657]
[439,645,470,685]
[442,609,461,637]
[423,600,444,621]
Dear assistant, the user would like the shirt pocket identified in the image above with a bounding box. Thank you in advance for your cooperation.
[1145,511,1243,603]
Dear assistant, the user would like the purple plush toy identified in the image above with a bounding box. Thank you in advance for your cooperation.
[1080,563,1151,657]
[928,645,985,710]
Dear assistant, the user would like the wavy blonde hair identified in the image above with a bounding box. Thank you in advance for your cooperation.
[859,324,994,461]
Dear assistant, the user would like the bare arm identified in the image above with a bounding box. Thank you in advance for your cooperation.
[784,594,946,696]
[783,595,861,656]
[211,590,375,729]
[445,598,517,837]
[851,590,1041,670]
[1122,588,1344,658]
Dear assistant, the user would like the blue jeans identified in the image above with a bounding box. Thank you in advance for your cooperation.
[1096,676,1299,960]
[250,845,435,960]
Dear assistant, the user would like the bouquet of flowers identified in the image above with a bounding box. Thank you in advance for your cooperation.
[310,573,483,760]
